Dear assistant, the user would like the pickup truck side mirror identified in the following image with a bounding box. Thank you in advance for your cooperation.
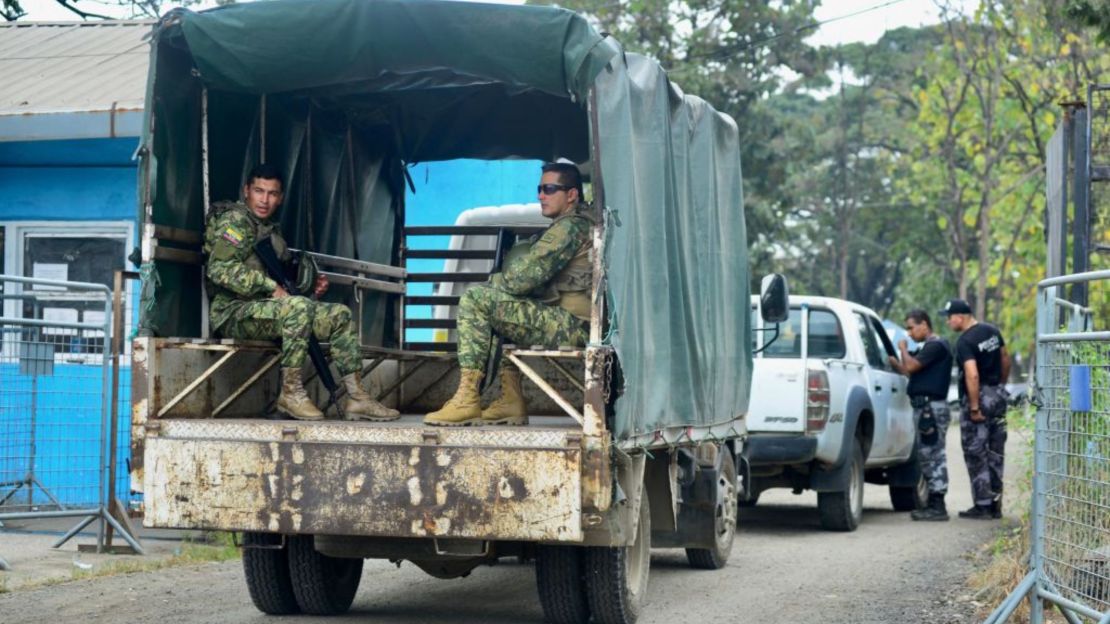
[759,273,789,323]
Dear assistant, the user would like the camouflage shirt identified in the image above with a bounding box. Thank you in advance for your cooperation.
[203,202,290,332]
[490,206,594,319]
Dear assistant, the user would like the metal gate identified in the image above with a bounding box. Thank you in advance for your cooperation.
[0,274,141,558]
[986,269,1109,624]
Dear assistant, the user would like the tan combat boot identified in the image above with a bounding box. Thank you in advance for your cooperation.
[341,373,400,422]
[423,369,483,426]
[481,365,527,426]
[276,367,324,421]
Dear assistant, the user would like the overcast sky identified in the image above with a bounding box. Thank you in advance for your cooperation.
[808,0,978,47]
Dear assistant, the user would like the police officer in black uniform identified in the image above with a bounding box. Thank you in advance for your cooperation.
[941,298,1011,520]
[889,309,953,521]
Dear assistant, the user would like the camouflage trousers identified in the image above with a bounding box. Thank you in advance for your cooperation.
[456,285,588,371]
[219,296,361,375]
[959,403,1007,506]
[914,400,950,496]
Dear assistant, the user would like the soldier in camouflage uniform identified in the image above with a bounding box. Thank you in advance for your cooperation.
[889,310,953,521]
[205,163,398,422]
[425,162,593,426]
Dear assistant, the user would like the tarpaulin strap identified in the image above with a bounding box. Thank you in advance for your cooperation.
[137,262,161,335]
[592,205,621,348]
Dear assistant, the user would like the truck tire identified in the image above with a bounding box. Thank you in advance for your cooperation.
[889,470,928,512]
[535,545,590,624]
[585,491,651,624]
[686,451,737,570]
[287,534,363,615]
[817,438,864,532]
[242,532,299,615]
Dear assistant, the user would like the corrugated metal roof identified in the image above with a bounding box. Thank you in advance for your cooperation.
[0,20,153,116]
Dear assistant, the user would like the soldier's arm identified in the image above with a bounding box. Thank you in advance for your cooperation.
[494,218,584,295]
[206,213,278,297]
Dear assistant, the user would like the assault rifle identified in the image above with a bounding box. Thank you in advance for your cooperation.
[254,236,343,418]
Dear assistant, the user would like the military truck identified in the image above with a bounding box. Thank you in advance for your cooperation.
[130,1,786,622]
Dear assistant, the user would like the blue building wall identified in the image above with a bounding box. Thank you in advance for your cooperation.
[1,137,140,507]
[0,138,139,222]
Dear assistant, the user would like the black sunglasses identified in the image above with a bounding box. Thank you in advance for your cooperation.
[537,183,571,195]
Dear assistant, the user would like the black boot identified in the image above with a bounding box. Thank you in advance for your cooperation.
[991,495,1003,519]
[958,504,995,520]
[911,493,949,521]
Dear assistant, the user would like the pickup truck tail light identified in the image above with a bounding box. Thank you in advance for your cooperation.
[806,369,830,434]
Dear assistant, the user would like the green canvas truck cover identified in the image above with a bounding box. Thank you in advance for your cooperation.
[138,0,752,442]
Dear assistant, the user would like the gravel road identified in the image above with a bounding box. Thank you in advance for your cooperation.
[0,425,1024,624]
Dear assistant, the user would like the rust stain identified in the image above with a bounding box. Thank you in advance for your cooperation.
[346,472,366,495]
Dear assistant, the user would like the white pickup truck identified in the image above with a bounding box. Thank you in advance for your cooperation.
[743,296,923,531]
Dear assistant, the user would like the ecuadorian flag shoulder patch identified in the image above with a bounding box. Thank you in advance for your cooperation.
[222,226,245,246]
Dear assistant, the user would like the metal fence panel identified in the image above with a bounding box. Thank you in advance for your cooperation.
[996,270,1110,624]
[0,274,142,556]
[0,276,111,513]
[1038,334,1110,614]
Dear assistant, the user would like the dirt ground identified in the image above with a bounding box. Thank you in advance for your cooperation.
[0,423,1028,623]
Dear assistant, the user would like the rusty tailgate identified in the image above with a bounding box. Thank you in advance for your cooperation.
[142,419,583,542]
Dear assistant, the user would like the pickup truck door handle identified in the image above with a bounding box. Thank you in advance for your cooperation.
[874,385,882,391]
[890,387,898,393]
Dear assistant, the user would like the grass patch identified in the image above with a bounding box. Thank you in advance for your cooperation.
[967,404,1036,620]
[6,531,241,593]
[73,531,241,581]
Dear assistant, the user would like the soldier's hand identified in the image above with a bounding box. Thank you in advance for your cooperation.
[969,407,985,423]
[272,285,289,299]
[314,275,329,298]
[897,338,908,351]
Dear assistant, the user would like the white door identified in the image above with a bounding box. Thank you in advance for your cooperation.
[867,315,915,459]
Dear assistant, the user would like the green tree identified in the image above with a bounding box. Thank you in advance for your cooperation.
[531,0,826,290]
[904,0,1110,355]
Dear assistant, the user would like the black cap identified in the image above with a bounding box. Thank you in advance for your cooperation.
[939,299,972,316]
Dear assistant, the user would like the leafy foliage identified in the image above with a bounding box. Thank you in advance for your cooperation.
[544,0,1109,357]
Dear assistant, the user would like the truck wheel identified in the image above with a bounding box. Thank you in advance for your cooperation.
[889,470,928,512]
[585,490,651,624]
[287,534,363,615]
[535,545,590,624]
[686,451,737,569]
[242,532,300,615]
[817,438,864,532]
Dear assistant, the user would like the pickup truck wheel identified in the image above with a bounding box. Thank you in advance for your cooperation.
[242,532,300,615]
[889,469,928,512]
[287,534,363,615]
[817,438,864,532]
[535,545,590,624]
[585,490,651,624]
[686,451,737,570]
